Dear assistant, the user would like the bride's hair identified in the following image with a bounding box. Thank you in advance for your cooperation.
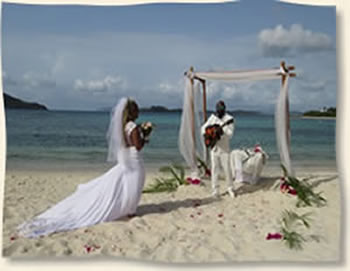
[122,99,138,129]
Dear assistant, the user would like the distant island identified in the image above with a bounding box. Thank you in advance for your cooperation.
[303,107,336,118]
[140,105,182,113]
[140,106,262,115]
[3,93,48,110]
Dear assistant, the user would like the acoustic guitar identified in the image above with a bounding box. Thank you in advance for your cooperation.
[204,118,234,148]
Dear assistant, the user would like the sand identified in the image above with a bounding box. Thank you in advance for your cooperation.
[2,165,340,262]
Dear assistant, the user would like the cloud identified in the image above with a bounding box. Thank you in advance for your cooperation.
[299,80,328,92]
[73,75,127,93]
[204,81,280,111]
[2,71,18,87]
[157,79,184,95]
[258,24,333,57]
[22,72,56,89]
[3,70,56,89]
[2,27,335,111]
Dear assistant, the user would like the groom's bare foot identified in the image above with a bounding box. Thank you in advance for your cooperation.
[227,188,236,198]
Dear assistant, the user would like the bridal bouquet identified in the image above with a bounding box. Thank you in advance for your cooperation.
[140,121,154,142]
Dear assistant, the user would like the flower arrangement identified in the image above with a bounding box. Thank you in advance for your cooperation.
[139,121,154,142]
[276,165,327,208]
[279,177,297,195]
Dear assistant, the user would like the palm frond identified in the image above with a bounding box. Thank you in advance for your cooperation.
[281,210,313,230]
[159,166,173,173]
[281,228,306,250]
[159,165,182,185]
[197,156,209,170]
[142,177,178,193]
[172,164,186,184]
[143,163,188,193]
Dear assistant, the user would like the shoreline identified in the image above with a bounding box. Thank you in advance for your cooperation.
[301,116,336,120]
[4,158,338,175]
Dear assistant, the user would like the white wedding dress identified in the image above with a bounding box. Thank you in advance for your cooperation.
[18,100,145,238]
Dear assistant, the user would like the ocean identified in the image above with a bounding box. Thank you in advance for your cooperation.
[4,109,336,171]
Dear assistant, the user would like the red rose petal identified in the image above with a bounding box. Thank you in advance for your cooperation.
[10,236,17,241]
[205,169,211,177]
[197,212,202,215]
[273,233,283,239]
[191,179,201,185]
[190,214,194,218]
[288,189,297,195]
[266,233,283,240]
[218,214,224,218]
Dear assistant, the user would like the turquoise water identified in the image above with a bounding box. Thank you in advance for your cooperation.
[4,109,336,169]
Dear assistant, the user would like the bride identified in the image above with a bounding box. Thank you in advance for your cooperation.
[17,97,149,238]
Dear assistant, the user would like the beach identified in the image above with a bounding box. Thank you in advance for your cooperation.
[2,164,340,262]
[2,110,339,261]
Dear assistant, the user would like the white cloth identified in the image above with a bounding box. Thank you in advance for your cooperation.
[275,76,294,176]
[18,109,145,238]
[178,79,206,172]
[201,113,234,192]
[230,147,268,185]
[194,68,282,82]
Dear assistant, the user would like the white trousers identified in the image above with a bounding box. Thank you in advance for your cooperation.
[211,151,233,192]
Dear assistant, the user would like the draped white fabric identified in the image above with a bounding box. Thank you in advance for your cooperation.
[275,76,294,176]
[194,68,282,82]
[178,78,205,172]
[179,67,294,176]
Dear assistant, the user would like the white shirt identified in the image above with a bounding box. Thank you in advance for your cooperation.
[201,113,234,153]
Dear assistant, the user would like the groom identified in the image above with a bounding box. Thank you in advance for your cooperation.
[201,100,235,198]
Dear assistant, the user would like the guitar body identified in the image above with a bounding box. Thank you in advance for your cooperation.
[203,118,234,148]
[204,124,223,148]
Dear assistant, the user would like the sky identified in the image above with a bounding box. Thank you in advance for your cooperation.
[1,0,336,112]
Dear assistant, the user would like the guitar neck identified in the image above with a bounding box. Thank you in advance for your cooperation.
[221,119,234,128]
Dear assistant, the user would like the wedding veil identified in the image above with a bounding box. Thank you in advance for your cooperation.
[106,97,128,164]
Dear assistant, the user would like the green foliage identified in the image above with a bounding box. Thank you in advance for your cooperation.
[281,228,306,250]
[281,210,313,230]
[281,165,327,208]
[303,107,336,117]
[142,177,179,193]
[143,164,187,193]
[279,210,312,250]
[196,156,210,177]
[197,156,209,171]
[270,166,328,251]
